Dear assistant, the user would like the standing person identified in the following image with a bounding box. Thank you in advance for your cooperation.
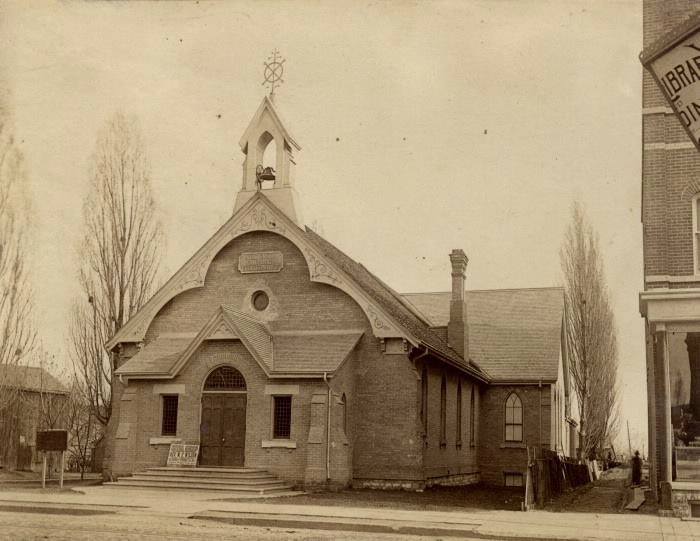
[631,450,642,486]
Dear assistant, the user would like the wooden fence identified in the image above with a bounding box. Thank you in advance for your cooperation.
[524,447,591,510]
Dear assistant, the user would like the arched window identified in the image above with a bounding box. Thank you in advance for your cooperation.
[440,374,447,447]
[456,380,463,447]
[505,393,523,442]
[469,387,476,447]
[341,393,347,436]
[203,366,246,391]
[421,368,428,433]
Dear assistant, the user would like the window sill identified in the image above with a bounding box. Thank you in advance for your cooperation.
[150,436,181,445]
[262,439,297,449]
[500,442,526,449]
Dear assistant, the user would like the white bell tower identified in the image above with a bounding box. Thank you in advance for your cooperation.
[234,52,303,225]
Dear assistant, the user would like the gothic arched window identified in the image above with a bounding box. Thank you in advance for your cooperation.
[505,393,523,442]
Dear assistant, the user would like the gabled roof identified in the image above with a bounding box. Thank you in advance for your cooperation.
[239,95,301,151]
[115,305,364,379]
[0,365,69,394]
[402,288,565,383]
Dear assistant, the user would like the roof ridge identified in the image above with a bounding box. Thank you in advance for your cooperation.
[401,286,564,295]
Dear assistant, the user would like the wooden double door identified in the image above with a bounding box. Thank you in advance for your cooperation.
[199,393,247,467]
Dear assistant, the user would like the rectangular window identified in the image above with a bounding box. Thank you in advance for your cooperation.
[161,395,178,436]
[504,472,524,487]
[273,396,292,439]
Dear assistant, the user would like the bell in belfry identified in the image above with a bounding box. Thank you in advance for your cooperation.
[255,164,276,190]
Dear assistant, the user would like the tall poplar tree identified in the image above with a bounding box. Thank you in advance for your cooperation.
[561,202,619,460]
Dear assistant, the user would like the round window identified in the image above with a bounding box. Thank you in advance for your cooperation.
[252,290,269,311]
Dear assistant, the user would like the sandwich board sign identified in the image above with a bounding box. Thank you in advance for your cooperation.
[641,11,700,151]
[166,443,199,467]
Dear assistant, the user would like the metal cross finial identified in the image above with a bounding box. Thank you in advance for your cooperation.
[262,49,285,97]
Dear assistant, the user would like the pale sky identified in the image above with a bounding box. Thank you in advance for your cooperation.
[1,1,644,451]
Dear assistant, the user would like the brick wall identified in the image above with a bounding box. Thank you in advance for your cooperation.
[643,1,700,281]
[478,384,551,486]
[417,360,480,483]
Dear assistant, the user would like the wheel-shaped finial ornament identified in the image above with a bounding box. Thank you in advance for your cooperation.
[263,49,285,97]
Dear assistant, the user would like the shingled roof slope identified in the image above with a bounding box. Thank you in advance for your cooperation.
[402,288,564,382]
[115,337,192,376]
[303,227,486,376]
[0,365,69,394]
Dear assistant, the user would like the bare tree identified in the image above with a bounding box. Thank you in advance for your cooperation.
[0,92,35,468]
[65,379,101,479]
[69,112,163,428]
[561,202,619,460]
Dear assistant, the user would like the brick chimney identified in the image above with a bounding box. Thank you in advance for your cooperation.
[447,249,469,360]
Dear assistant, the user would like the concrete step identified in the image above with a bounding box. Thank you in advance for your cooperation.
[128,474,287,488]
[675,447,700,460]
[146,467,267,474]
[105,479,294,493]
[142,468,273,480]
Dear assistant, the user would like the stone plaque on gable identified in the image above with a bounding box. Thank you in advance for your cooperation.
[238,251,283,274]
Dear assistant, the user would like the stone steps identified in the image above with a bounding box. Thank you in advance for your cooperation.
[104,466,295,495]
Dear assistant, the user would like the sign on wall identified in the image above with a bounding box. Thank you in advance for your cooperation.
[36,430,68,452]
[167,443,199,467]
[641,12,700,151]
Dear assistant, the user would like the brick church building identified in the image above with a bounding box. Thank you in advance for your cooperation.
[104,92,578,489]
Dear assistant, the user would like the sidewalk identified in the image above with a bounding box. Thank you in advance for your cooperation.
[0,484,698,540]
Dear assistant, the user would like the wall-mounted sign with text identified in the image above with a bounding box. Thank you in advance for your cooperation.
[641,12,700,151]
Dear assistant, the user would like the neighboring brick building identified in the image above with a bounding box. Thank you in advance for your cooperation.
[638,1,700,516]
[104,94,577,489]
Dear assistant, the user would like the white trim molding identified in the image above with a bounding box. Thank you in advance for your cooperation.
[152,384,186,395]
[644,142,696,151]
[643,106,673,115]
[639,288,700,331]
[261,440,297,449]
[264,384,300,396]
[149,436,181,445]
[645,275,700,284]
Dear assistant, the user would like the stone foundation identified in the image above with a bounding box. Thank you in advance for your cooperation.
[425,472,480,487]
[352,478,425,491]
[670,482,700,518]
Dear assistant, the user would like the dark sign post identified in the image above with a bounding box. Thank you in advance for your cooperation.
[36,430,68,489]
[641,12,700,151]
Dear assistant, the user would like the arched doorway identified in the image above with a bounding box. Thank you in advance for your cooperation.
[200,366,247,467]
